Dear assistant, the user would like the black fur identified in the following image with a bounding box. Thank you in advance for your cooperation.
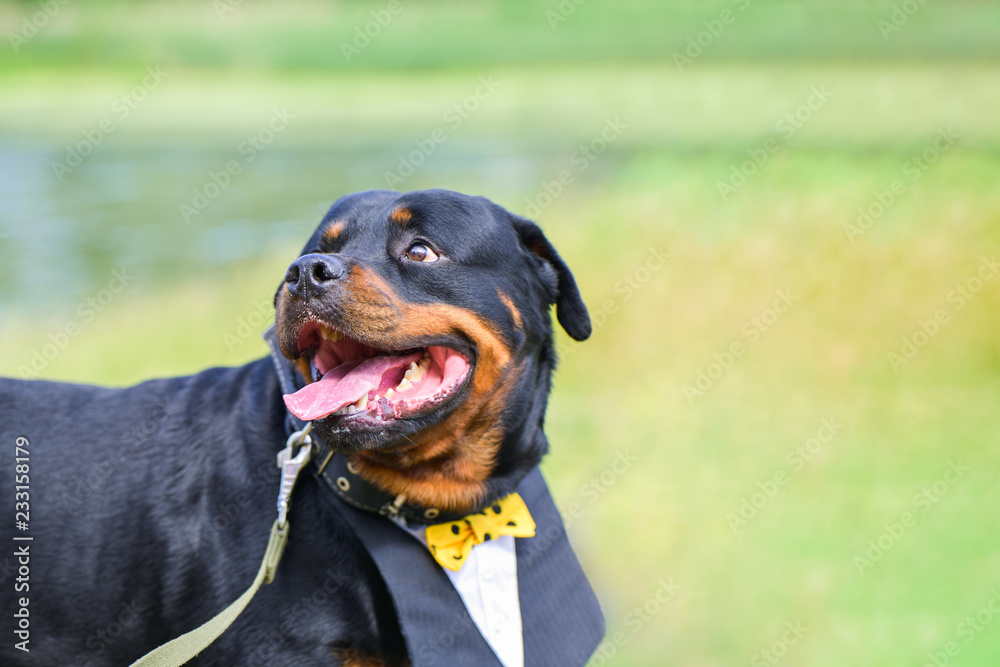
[0,189,589,665]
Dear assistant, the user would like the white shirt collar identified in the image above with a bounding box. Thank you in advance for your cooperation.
[389,515,524,667]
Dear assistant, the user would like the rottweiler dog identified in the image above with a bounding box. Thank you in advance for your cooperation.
[0,189,604,666]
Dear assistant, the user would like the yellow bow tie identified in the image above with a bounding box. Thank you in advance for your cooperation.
[424,493,536,571]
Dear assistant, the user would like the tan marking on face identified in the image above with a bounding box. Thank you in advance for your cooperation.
[331,647,406,667]
[274,287,290,342]
[322,221,345,242]
[294,357,312,385]
[336,266,519,510]
[389,207,412,224]
[275,286,314,384]
[497,289,522,330]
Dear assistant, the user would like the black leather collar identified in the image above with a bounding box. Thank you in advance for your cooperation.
[263,324,478,525]
[315,454,476,524]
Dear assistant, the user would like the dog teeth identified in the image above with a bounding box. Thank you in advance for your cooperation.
[319,325,343,342]
[397,353,432,391]
[355,395,368,410]
[385,388,394,397]
[403,360,426,383]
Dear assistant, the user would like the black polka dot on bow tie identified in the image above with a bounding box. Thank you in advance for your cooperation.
[431,545,437,552]
[453,554,462,560]
[451,524,460,535]
[484,533,491,540]
[492,504,502,514]
[507,520,516,526]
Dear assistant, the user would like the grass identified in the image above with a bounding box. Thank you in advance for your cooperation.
[2,55,1000,666]
[2,0,1000,71]
[3,63,1000,146]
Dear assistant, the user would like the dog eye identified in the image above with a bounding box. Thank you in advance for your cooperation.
[405,243,439,262]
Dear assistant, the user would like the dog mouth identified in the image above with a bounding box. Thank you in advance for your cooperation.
[282,320,472,423]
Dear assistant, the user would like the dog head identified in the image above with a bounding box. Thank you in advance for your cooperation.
[274,189,589,510]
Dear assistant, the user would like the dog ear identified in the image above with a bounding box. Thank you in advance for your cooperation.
[509,214,592,341]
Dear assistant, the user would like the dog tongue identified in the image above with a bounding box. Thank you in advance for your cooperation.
[283,352,422,421]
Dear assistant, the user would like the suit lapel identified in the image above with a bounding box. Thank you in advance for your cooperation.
[318,473,503,666]
[317,466,604,666]
[515,467,606,667]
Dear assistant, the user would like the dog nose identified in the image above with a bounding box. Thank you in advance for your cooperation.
[285,254,346,299]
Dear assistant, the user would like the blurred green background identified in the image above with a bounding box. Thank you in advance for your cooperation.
[2,1,1000,665]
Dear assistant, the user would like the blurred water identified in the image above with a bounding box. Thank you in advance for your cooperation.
[0,136,560,317]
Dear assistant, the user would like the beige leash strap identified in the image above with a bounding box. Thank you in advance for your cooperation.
[129,424,312,667]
